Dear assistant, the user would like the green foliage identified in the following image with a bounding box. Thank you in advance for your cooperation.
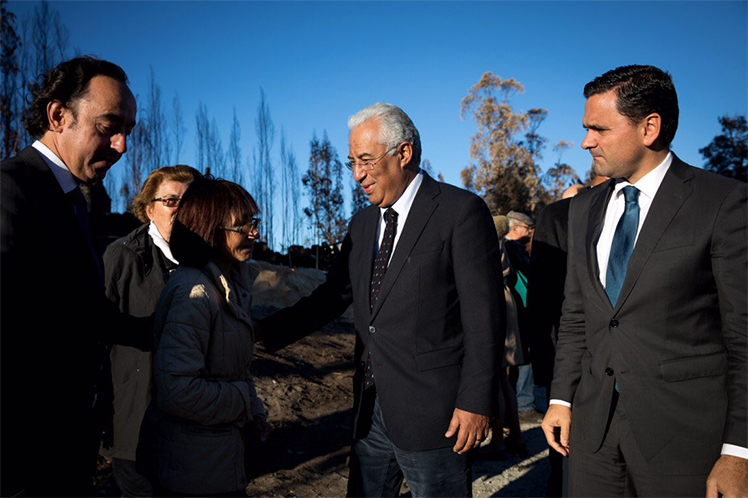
[699,115,747,182]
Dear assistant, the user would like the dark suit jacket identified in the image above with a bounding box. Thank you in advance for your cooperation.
[1,146,108,495]
[527,198,571,388]
[551,157,747,475]
[0,146,149,495]
[262,173,505,451]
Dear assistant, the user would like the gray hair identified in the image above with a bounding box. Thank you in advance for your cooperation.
[348,103,422,168]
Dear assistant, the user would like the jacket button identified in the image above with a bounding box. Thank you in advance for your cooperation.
[610,319,619,328]
[368,326,376,334]
[605,367,614,376]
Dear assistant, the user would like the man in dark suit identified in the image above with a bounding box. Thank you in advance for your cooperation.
[1,56,137,496]
[541,65,747,496]
[260,103,504,497]
[527,171,608,496]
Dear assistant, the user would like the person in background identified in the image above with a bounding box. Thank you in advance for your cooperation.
[101,165,202,496]
[477,215,527,460]
[503,211,542,424]
[137,176,269,497]
[1,56,137,497]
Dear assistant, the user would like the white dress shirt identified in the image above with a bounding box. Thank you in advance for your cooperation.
[596,153,672,287]
[374,170,424,262]
[32,140,79,194]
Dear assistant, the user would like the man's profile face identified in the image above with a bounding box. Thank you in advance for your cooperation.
[349,119,410,208]
[507,223,533,244]
[581,90,646,182]
[56,75,137,184]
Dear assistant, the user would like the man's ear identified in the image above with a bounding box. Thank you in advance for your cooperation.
[398,142,413,168]
[46,100,68,133]
[641,113,662,147]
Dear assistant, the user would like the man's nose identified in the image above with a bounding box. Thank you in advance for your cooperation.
[353,165,367,183]
[581,131,594,150]
[112,133,127,154]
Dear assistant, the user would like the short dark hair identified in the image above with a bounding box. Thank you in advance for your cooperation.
[23,56,129,138]
[132,165,203,223]
[583,65,679,148]
[170,176,259,268]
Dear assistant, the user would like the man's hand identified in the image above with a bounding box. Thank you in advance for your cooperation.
[444,408,490,454]
[541,404,571,457]
[706,455,748,498]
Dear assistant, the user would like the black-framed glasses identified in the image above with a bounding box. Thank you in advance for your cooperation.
[218,218,261,236]
[152,197,181,208]
[345,145,400,171]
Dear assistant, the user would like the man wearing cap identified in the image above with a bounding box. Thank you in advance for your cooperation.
[503,211,541,423]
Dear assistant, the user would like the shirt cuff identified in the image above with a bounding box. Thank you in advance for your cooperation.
[549,399,572,408]
[722,444,748,460]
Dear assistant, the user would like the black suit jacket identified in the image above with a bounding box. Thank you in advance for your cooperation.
[0,147,149,495]
[526,198,571,388]
[551,157,747,475]
[1,146,108,495]
[262,173,505,451]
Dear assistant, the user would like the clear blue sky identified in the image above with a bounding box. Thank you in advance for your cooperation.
[8,0,748,243]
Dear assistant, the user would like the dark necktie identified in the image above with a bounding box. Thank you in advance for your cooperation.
[605,186,640,307]
[365,208,398,389]
[67,186,103,285]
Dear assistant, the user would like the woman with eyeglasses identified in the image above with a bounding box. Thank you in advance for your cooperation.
[137,176,269,497]
[101,164,201,496]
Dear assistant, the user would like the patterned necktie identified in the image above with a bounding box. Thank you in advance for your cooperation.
[370,208,398,309]
[606,186,640,307]
[365,208,398,389]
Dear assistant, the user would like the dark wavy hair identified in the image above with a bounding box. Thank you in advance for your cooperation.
[583,65,679,148]
[170,176,260,268]
[23,56,129,138]
[132,165,203,223]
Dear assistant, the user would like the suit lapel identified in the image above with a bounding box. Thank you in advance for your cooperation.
[370,174,439,319]
[586,180,615,307]
[356,205,380,315]
[614,158,694,311]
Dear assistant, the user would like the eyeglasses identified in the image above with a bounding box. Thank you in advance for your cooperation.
[218,218,261,236]
[152,197,181,208]
[345,145,399,172]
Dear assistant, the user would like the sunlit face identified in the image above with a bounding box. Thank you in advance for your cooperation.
[349,119,411,208]
[508,223,534,244]
[218,214,259,265]
[53,75,137,184]
[145,180,191,243]
[581,90,647,182]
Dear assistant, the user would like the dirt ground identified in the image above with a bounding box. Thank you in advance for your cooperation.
[96,261,554,497]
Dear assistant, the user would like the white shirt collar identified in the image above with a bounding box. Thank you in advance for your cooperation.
[611,151,672,202]
[382,169,424,221]
[148,221,178,264]
[32,140,79,194]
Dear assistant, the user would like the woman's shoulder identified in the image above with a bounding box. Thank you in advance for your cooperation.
[104,224,151,260]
